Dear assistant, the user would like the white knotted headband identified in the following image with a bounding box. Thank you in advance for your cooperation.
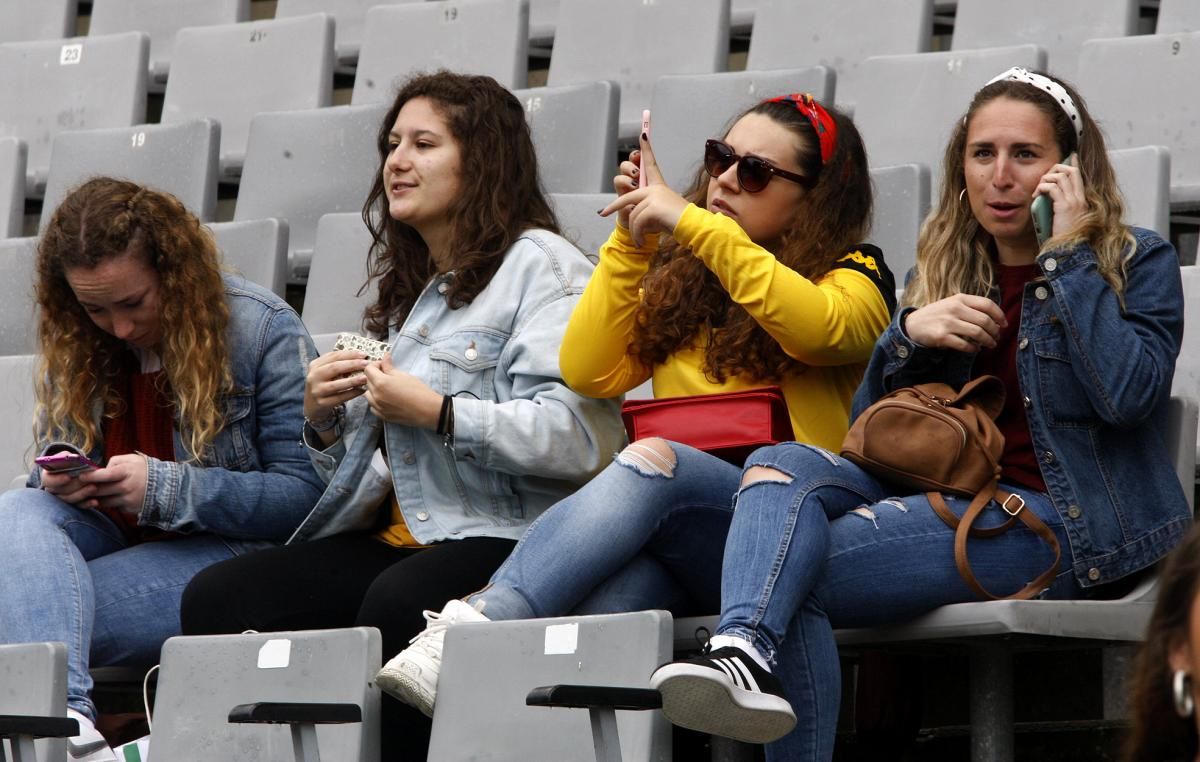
[983,67,1083,141]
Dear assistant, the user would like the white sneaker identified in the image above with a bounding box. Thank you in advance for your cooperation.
[66,709,117,762]
[375,599,488,717]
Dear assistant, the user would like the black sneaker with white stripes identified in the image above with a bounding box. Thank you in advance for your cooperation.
[649,645,797,745]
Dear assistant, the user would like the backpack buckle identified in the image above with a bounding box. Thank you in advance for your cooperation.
[1000,493,1026,517]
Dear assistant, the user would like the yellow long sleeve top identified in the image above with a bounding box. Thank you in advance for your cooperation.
[560,204,896,452]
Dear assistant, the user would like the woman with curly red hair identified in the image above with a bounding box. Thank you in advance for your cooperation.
[379,92,897,720]
[0,177,324,761]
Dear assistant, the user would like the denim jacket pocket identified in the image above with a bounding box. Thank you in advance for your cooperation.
[428,330,506,401]
[440,444,524,523]
[1033,331,1097,428]
[202,390,256,469]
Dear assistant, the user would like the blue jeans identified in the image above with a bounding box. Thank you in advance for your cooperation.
[0,488,253,720]
[719,443,1078,762]
[472,442,740,620]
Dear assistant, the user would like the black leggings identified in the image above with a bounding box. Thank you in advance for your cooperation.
[180,533,518,761]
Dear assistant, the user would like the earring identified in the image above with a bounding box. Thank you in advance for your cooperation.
[959,188,967,204]
[1174,669,1195,718]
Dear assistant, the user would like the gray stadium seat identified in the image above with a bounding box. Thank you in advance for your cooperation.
[40,119,220,232]
[1173,266,1200,472]
[148,627,382,762]
[1157,0,1200,34]
[0,353,37,485]
[300,213,377,336]
[233,103,385,283]
[730,0,757,33]
[854,45,1046,200]
[428,611,672,761]
[0,138,25,239]
[512,81,619,194]
[1079,31,1200,208]
[1109,145,1171,237]
[0,237,39,356]
[745,0,933,112]
[161,14,335,182]
[211,218,290,297]
[868,164,932,283]
[0,32,149,198]
[549,193,617,264]
[351,0,529,105]
[649,67,835,190]
[0,642,68,762]
[275,0,421,68]
[0,0,76,44]
[547,0,730,141]
[87,0,250,91]
[528,0,559,47]
[951,0,1137,83]
[676,395,1198,762]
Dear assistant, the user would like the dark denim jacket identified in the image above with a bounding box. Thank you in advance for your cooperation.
[852,228,1190,588]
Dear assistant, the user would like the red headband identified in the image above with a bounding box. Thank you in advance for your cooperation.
[766,93,837,166]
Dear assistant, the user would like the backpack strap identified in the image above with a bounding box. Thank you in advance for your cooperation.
[927,489,1062,601]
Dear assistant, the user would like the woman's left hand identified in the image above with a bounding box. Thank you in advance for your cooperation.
[1036,157,1087,238]
[599,134,690,247]
[77,454,148,516]
[363,355,443,429]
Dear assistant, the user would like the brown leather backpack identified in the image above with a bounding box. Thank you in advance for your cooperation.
[840,376,1061,600]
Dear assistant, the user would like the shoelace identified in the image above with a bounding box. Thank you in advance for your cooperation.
[405,608,454,664]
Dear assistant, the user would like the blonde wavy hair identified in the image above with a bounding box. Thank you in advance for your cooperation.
[904,73,1135,309]
[35,177,232,460]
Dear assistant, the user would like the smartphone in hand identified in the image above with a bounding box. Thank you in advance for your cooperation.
[35,451,101,475]
[1031,153,1077,246]
[639,110,651,188]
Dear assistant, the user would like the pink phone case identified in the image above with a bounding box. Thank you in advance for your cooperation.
[639,110,651,188]
[35,451,99,473]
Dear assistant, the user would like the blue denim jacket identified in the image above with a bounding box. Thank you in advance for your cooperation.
[851,228,1190,588]
[288,229,626,545]
[30,276,325,543]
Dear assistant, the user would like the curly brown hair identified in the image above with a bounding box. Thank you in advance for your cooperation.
[629,99,873,383]
[1123,526,1200,761]
[35,177,232,459]
[905,72,1134,310]
[360,70,560,336]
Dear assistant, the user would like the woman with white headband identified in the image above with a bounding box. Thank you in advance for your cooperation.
[647,68,1189,760]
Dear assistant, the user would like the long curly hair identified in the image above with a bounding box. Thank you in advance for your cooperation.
[35,177,232,459]
[629,99,873,383]
[904,72,1134,309]
[361,70,560,336]
[1123,526,1200,761]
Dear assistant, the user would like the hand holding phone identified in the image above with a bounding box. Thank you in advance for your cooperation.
[1031,152,1077,246]
[35,450,101,475]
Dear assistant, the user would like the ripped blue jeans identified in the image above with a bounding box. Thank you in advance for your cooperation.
[719,442,1076,762]
[470,440,741,620]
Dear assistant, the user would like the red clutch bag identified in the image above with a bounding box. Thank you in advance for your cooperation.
[620,387,794,466]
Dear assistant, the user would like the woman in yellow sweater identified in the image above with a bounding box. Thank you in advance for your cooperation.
[376,93,896,715]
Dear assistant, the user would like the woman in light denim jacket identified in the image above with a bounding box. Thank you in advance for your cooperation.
[646,70,1191,760]
[0,177,324,760]
[180,71,624,760]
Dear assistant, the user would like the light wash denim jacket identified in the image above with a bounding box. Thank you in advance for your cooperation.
[288,229,626,545]
[852,228,1190,588]
[30,276,325,543]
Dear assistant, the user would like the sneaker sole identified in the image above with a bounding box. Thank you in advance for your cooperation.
[375,664,436,718]
[651,664,797,745]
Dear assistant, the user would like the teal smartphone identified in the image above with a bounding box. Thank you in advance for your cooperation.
[1031,153,1077,246]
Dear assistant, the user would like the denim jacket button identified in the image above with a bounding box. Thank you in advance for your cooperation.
[1042,450,1056,463]
[465,347,479,361]
[896,345,909,359]
[419,325,430,338]
[1067,504,1082,519]
[1088,567,1101,582]
[403,451,416,465]
[416,511,430,521]
[1018,337,1029,350]
[1022,396,1031,408]
[437,282,449,294]
[1035,286,1049,300]
[1044,257,1058,272]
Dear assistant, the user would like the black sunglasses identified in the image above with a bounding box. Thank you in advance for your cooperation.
[704,139,814,193]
